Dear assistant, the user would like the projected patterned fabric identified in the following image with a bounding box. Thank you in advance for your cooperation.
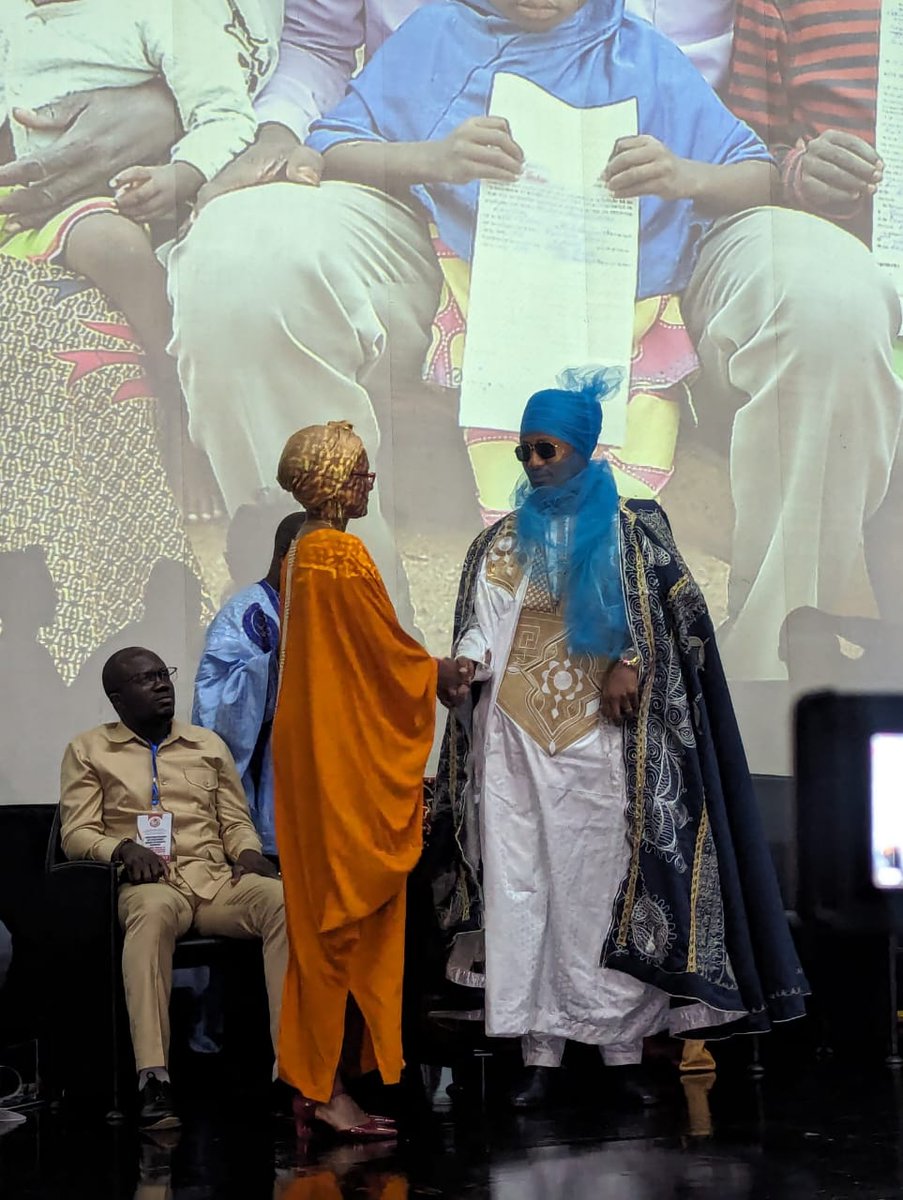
[0,257,202,683]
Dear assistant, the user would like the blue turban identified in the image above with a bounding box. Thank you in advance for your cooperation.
[514,365,630,660]
[520,366,622,460]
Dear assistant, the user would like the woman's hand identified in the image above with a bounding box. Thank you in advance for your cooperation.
[601,661,640,723]
[604,135,696,201]
[195,124,321,212]
[429,116,524,186]
[437,657,474,709]
[0,81,180,228]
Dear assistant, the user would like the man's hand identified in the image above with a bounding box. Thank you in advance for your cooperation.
[795,130,883,215]
[113,162,204,223]
[231,849,280,885]
[601,662,640,723]
[0,81,179,229]
[116,840,168,885]
[437,657,474,709]
[195,124,321,212]
[456,656,478,685]
[604,135,696,201]
[428,117,524,186]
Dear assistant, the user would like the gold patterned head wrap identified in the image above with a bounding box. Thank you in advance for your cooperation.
[277,422,366,517]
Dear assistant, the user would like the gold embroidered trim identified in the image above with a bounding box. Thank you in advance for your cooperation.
[617,515,656,948]
[450,531,493,926]
[669,575,689,604]
[483,516,523,596]
[275,535,300,708]
[687,806,710,973]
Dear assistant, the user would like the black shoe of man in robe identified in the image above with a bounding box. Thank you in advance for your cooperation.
[508,1065,558,1110]
[606,1064,664,1109]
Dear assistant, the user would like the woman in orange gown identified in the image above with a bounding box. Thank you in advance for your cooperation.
[272,421,465,1139]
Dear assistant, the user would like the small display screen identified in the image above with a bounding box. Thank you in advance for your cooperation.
[871,733,903,889]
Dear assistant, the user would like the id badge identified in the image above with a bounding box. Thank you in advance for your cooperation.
[137,811,173,862]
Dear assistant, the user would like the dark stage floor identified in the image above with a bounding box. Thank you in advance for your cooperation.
[4,1052,903,1200]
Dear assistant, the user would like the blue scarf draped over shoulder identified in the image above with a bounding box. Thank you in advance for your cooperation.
[307,0,770,297]
[515,367,630,661]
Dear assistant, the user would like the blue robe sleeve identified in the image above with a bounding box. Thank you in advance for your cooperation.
[306,7,462,154]
[192,599,276,787]
[647,36,772,169]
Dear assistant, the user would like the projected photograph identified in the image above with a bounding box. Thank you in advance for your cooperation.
[1,0,900,804]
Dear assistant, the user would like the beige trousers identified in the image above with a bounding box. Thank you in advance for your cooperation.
[682,207,903,679]
[117,872,287,1071]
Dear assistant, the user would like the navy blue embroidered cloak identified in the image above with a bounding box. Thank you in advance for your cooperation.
[427,500,808,1035]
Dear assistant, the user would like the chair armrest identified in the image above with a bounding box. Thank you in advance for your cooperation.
[43,861,124,1105]
[45,859,120,956]
[48,859,118,880]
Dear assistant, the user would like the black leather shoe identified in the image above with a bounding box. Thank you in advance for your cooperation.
[139,1074,180,1130]
[607,1064,663,1109]
[509,1065,558,1110]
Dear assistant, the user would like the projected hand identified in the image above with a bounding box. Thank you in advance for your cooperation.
[604,135,695,201]
[285,145,323,186]
[430,117,524,185]
[601,661,639,723]
[116,840,168,884]
[196,125,321,212]
[797,131,883,215]
[113,162,203,223]
[0,81,178,230]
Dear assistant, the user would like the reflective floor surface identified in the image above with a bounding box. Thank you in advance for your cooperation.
[4,1056,903,1199]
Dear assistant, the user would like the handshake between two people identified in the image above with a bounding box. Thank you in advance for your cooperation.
[435,653,641,721]
[436,656,479,710]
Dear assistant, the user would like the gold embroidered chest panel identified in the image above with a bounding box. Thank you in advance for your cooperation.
[487,520,607,757]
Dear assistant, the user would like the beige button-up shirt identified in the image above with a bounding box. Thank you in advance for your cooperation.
[60,720,263,900]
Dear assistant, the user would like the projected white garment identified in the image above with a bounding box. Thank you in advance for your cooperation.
[624,0,736,87]
[0,0,284,182]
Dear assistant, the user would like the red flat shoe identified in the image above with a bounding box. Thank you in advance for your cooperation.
[293,1095,317,1137]
[311,1116,398,1142]
[338,1119,399,1142]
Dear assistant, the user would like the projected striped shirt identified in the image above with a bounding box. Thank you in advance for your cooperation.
[727,1,879,151]
[726,0,879,236]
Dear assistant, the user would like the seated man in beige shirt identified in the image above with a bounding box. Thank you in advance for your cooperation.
[60,645,287,1130]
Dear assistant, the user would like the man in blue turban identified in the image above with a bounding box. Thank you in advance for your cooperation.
[428,372,808,1111]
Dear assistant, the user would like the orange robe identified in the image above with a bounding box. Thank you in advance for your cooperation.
[279,1173,408,1200]
[273,528,438,1101]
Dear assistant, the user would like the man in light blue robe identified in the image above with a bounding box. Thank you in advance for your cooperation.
[192,511,306,855]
